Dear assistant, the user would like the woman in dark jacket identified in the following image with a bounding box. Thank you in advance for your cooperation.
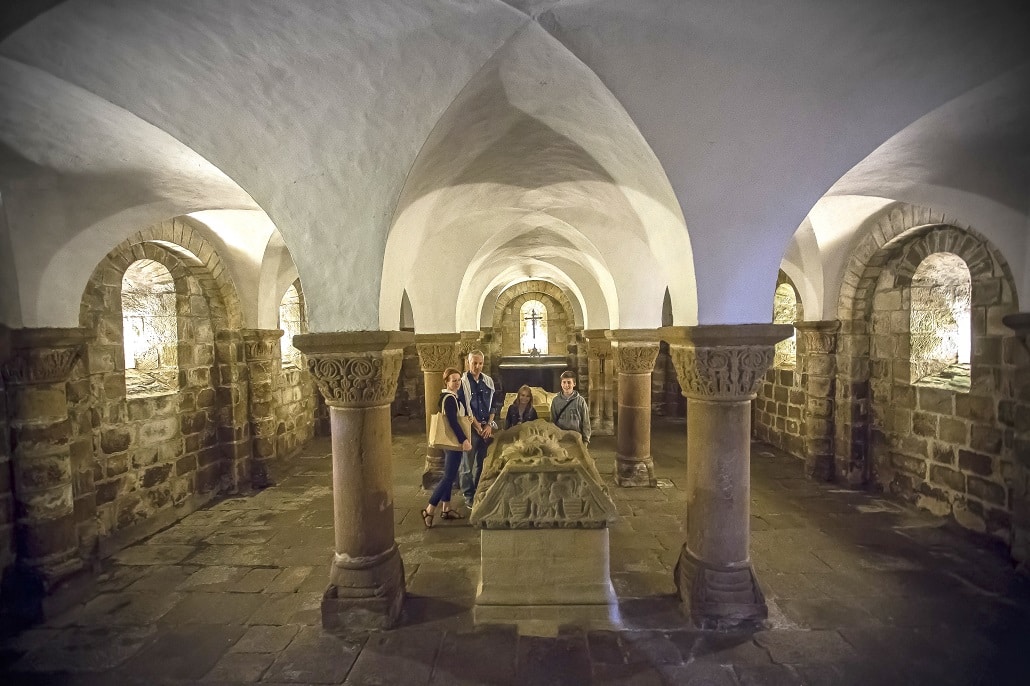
[505,384,538,428]
[421,367,471,527]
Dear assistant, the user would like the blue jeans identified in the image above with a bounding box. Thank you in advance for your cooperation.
[429,449,462,507]
[459,431,490,503]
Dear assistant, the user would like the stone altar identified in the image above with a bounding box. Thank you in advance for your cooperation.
[470,420,618,634]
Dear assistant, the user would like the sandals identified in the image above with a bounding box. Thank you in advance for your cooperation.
[440,509,465,520]
[421,508,434,528]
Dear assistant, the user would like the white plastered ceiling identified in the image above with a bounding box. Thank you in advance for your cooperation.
[0,0,1027,332]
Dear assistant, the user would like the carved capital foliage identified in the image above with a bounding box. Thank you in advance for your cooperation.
[587,339,612,360]
[2,346,83,386]
[670,344,775,401]
[242,329,283,362]
[614,343,659,374]
[306,350,403,408]
[794,320,841,355]
[416,343,457,372]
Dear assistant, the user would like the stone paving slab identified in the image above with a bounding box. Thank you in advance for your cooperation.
[3,420,1030,685]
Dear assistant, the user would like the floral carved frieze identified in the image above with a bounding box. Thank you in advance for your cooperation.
[614,343,659,374]
[416,343,458,372]
[471,420,616,529]
[670,345,775,401]
[2,346,83,386]
[306,350,403,408]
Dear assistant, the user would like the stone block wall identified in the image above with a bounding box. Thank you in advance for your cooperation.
[391,342,424,419]
[492,281,577,360]
[753,367,805,458]
[833,220,1025,552]
[651,342,685,418]
[276,364,316,457]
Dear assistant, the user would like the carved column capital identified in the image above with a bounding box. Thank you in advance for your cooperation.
[608,330,660,374]
[614,343,660,374]
[293,331,412,408]
[241,328,284,361]
[414,333,460,372]
[664,324,792,401]
[1003,313,1030,353]
[1,328,92,386]
[794,320,841,355]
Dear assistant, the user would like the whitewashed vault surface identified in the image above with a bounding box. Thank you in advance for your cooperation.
[0,0,1026,332]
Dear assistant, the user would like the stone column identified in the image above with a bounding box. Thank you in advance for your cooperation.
[242,329,283,488]
[415,333,460,489]
[610,329,660,487]
[1,328,91,601]
[665,324,791,628]
[583,330,614,436]
[214,330,251,492]
[292,331,411,630]
[795,320,841,481]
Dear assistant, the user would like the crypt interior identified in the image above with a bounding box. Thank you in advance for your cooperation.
[0,1,1029,684]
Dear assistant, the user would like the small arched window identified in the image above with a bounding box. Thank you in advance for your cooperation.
[278,283,303,367]
[520,300,549,355]
[122,259,179,396]
[911,253,971,389]
[773,283,798,368]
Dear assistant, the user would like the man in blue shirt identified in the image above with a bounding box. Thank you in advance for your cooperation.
[457,350,502,508]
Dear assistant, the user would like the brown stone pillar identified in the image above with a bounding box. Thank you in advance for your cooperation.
[795,320,841,481]
[610,330,659,487]
[293,331,411,630]
[583,330,614,436]
[1,328,91,600]
[666,323,791,629]
[242,329,283,488]
[415,334,460,489]
[215,330,251,493]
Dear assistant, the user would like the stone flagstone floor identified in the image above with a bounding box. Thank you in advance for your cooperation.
[1,418,1029,685]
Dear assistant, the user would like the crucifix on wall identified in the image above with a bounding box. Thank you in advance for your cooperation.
[524,307,543,356]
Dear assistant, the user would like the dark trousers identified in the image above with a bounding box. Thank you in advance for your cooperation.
[429,450,462,506]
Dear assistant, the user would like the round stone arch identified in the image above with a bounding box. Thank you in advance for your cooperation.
[773,271,805,369]
[77,218,250,538]
[492,280,578,357]
[833,203,1019,496]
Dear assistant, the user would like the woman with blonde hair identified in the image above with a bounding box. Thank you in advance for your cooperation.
[421,367,471,527]
[505,384,538,428]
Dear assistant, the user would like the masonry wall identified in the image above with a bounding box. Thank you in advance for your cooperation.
[753,366,805,458]
[652,343,685,418]
[496,291,572,357]
[80,250,224,545]
[275,364,317,456]
[838,225,1024,549]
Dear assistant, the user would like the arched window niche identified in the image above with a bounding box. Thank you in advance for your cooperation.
[122,259,179,396]
[519,300,549,355]
[773,282,798,368]
[910,252,971,390]
[279,283,304,368]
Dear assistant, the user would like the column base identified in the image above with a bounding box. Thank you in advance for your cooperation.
[614,456,656,487]
[592,424,614,437]
[674,545,767,630]
[421,452,445,490]
[322,547,405,631]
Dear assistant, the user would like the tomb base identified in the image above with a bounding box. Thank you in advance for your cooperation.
[476,528,618,635]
